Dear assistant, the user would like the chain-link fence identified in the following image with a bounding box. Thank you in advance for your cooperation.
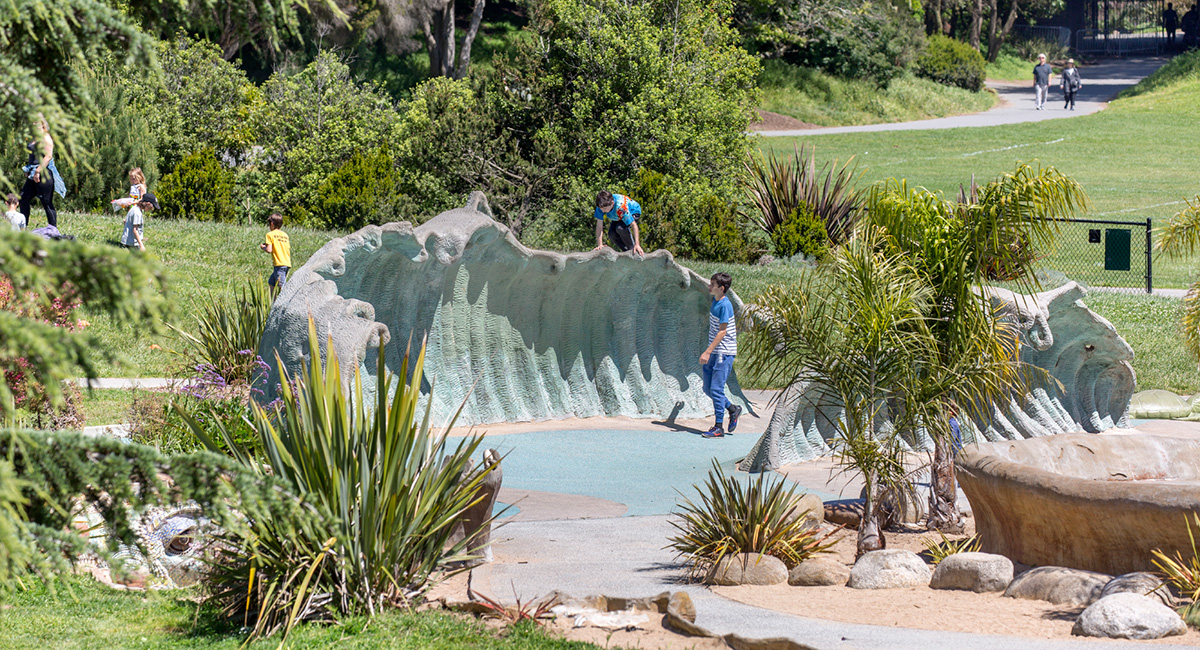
[1035,218,1153,292]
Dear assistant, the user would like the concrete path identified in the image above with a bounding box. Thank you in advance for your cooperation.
[759,57,1168,137]
[75,377,174,389]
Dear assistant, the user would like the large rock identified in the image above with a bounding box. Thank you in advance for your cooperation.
[1072,593,1187,639]
[789,557,850,586]
[786,493,825,525]
[741,282,1135,471]
[848,550,931,590]
[958,434,1200,574]
[823,499,862,528]
[1100,572,1174,607]
[1004,566,1112,606]
[258,192,750,426]
[708,553,788,586]
[929,552,1013,593]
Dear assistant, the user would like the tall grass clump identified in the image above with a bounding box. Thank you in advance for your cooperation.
[167,277,272,385]
[184,320,494,640]
[1152,513,1200,623]
[668,460,836,579]
[742,144,862,248]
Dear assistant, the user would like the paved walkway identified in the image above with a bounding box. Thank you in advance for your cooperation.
[759,57,1168,137]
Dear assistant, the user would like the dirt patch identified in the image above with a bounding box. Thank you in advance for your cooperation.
[749,110,819,132]
[713,521,1200,644]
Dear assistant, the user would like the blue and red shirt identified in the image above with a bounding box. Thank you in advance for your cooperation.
[594,194,641,227]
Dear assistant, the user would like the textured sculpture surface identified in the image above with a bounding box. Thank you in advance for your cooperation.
[957,433,1200,575]
[259,192,749,426]
[740,282,1135,471]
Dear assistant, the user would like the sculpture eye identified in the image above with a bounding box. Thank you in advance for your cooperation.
[165,528,196,555]
[1084,344,1095,352]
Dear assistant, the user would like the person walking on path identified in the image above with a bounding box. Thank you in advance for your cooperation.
[19,119,66,227]
[1061,59,1083,110]
[261,213,292,294]
[1165,3,1180,47]
[593,190,645,256]
[1033,54,1053,110]
[700,272,742,439]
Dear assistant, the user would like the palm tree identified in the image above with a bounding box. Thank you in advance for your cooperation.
[863,162,1090,531]
[1155,198,1200,362]
[743,228,939,556]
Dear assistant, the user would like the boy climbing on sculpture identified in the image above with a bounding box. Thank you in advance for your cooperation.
[593,190,645,256]
[700,272,741,438]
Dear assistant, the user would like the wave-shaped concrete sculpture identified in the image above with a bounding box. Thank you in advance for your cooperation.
[258,192,750,426]
[740,282,1135,471]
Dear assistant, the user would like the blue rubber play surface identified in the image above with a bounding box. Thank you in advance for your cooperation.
[477,429,842,517]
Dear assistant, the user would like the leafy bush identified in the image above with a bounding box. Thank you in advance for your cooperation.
[254,52,401,226]
[916,36,987,92]
[312,148,402,230]
[130,36,257,172]
[668,460,837,578]
[156,148,236,222]
[127,388,258,457]
[626,169,755,263]
[186,323,493,639]
[742,145,862,246]
[694,195,756,264]
[60,62,160,213]
[773,202,829,259]
[779,0,925,86]
[920,532,981,565]
[166,277,272,385]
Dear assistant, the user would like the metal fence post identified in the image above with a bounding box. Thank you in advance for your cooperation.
[1146,217,1153,294]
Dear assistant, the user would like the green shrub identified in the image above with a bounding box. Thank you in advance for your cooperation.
[742,145,862,246]
[626,169,754,263]
[312,148,402,230]
[156,148,236,222]
[920,531,981,565]
[127,390,257,457]
[60,62,160,213]
[773,202,829,260]
[694,195,755,264]
[166,277,272,386]
[916,36,987,92]
[668,460,837,578]
[186,323,493,639]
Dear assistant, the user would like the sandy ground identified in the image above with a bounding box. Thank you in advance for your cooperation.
[715,520,1200,645]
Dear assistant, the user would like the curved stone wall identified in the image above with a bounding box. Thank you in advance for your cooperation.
[956,434,1200,575]
[258,193,750,427]
[740,282,1135,471]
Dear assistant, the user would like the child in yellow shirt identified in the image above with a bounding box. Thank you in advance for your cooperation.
[260,213,291,294]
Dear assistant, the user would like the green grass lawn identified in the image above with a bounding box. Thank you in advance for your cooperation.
[758,60,996,126]
[758,57,1200,290]
[77,388,142,426]
[41,213,341,379]
[986,52,1035,81]
[0,579,608,650]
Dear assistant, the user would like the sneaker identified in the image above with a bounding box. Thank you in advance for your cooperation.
[702,424,725,438]
[727,405,743,433]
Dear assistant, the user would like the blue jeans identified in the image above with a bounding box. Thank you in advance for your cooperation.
[702,353,735,424]
[269,266,289,291]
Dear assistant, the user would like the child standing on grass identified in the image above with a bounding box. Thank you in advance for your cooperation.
[700,272,741,439]
[128,168,146,201]
[121,191,158,251]
[260,213,291,294]
[5,194,25,231]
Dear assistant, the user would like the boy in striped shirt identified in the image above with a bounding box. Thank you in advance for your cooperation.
[700,272,741,438]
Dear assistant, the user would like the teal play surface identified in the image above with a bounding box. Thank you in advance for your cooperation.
[477,428,842,517]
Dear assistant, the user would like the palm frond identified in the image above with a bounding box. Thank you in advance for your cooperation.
[1157,198,1200,258]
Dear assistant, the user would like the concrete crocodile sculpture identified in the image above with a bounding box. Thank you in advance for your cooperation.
[740,282,1135,471]
[258,192,751,427]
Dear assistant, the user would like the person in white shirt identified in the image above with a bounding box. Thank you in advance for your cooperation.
[4,193,25,231]
[121,191,159,250]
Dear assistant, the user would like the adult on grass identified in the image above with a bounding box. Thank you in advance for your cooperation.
[1165,3,1179,47]
[19,119,66,228]
[593,190,645,256]
[1033,54,1053,111]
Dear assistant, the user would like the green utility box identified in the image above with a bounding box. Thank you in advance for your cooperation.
[1105,229,1131,272]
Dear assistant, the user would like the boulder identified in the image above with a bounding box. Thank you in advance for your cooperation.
[1072,593,1187,639]
[1100,572,1174,607]
[1004,566,1112,606]
[929,552,1013,593]
[786,493,825,525]
[848,550,931,589]
[708,553,788,586]
[824,499,863,528]
[789,557,850,586]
